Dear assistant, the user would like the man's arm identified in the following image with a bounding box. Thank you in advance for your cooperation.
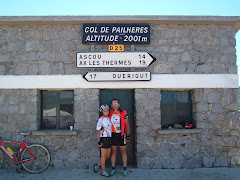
[125,117,130,135]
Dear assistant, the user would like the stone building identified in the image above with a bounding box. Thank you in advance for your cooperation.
[0,16,240,169]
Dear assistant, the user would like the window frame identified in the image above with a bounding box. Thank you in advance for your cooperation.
[161,90,193,129]
[41,90,74,130]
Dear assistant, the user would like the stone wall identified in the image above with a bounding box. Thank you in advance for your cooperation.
[0,88,239,169]
[135,88,240,168]
[193,88,240,167]
[0,89,39,168]
[0,89,100,169]
[0,24,237,75]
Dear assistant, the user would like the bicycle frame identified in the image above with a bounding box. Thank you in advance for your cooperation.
[0,139,36,164]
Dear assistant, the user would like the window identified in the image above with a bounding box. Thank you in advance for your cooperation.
[41,90,74,129]
[161,91,192,129]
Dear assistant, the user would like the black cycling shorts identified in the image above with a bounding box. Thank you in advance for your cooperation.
[100,137,111,149]
[111,133,126,146]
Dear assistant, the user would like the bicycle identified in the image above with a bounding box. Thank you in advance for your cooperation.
[0,132,50,173]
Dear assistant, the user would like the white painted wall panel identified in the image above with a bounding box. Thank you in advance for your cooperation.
[0,74,238,89]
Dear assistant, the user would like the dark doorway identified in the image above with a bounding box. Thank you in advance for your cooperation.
[100,89,135,166]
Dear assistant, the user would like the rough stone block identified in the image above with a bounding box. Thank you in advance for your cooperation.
[199,30,210,38]
[159,143,174,157]
[193,38,204,45]
[183,156,202,168]
[21,30,34,39]
[196,64,211,73]
[176,29,189,38]
[180,38,192,44]
[155,46,169,53]
[53,160,65,169]
[35,30,46,40]
[214,157,230,167]
[57,52,70,61]
[70,30,80,40]
[16,40,25,52]
[223,31,235,38]
[39,62,52,74]
[228,64,237,73]
[55,149,68,160]
[48,30,58,40]
[224,103,238,111]
[68,149,81,159]
[153,30,162,37]
[196,121,213,129]
[231,157,240,166]
[212,63,226,73]
[203,157,215,167]
[212,104,223,113]
[152,157,163,169]
[53,62,63,74]
[168,53,180,62]
[26,40,41,51]
[29,63,39,75]
[161,158,171,169]
[61,40,77,51]
[181,52,191,62]
[76,159,87,169]
[223,46,236,54]
[79,131,90,139]
[137,158,153,169]
[159,39,172,45]
[172,64,186,73]
[65,160,76,169]
[42,40,54,51]
[207,91,219,103]
[0,54,10,63]
[0,65,5,74]
[163,29,174,38]
[196,101,209,112]
[58,31,69,39]
[194,112,207,121]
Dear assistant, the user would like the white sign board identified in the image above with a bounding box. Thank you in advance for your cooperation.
[83,71,151,82]
[76,52,156,68]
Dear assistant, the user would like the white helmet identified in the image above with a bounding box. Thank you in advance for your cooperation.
[99,104,109,112]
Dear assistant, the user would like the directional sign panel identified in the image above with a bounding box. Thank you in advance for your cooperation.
[83,71,151,82]
[76,52,156,68]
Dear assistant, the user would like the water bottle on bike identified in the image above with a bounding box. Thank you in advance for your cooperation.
[6,147,14,155]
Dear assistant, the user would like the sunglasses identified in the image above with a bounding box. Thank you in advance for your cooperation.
[112,102,119,105]
[102,109,109,112]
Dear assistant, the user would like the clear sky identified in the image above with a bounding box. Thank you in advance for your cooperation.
[0,0,239,84]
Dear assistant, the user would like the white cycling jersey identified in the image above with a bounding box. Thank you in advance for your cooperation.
[96,116,112,138]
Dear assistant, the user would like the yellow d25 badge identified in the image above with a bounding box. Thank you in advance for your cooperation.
[109,44,124,51]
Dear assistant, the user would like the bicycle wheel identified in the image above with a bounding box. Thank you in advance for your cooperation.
[0,149,4,168]
[20,144,50,173]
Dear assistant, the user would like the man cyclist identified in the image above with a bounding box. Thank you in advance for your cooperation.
[109,99,130,176]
